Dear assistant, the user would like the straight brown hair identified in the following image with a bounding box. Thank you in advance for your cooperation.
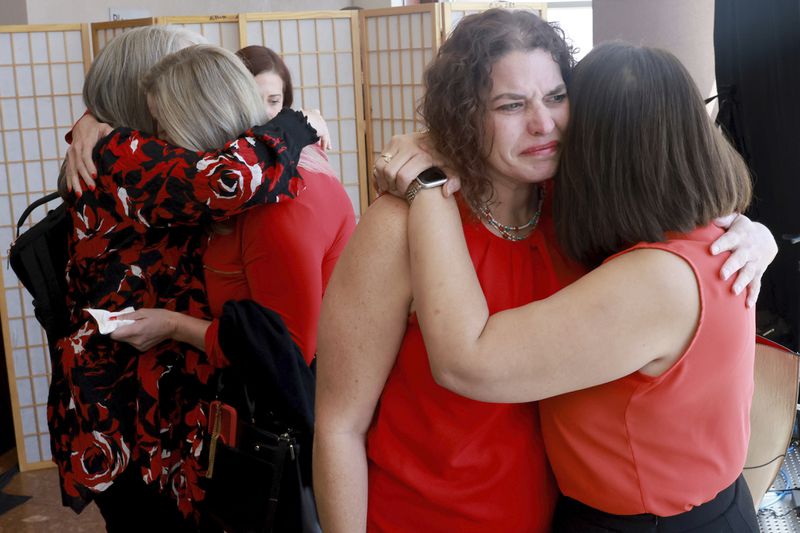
[236,45,294,109]
[555,42,752,267]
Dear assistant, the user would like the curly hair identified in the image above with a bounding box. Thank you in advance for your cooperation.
[420,9,574,212]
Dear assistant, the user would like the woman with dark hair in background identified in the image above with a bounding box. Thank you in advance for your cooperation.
[238,44,333,151]
[237,45,295,117]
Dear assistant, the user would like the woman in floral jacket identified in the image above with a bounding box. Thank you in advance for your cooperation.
[52,28,315,530]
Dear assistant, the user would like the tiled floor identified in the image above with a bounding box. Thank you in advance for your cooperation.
[0,463,104,533]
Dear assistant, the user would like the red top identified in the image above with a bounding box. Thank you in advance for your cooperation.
[540,225,755,517]
[366,190,584,532]
[203,146,356,365]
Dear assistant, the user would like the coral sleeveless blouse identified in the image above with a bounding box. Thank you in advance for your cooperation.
[540,225,756,517]
[366,191,583,532]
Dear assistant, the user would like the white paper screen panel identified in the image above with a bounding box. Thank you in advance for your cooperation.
[0,24,90,471]
[361,6,439,201]
[161,16,242,52]
[244,12,367,216]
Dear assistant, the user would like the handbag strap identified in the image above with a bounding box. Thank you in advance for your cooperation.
[14,214,69,344]
[294,447,322,533]
[261,437,291,530]
[16,191,62,238]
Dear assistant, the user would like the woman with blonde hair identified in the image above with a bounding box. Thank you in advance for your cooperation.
[108,42,354,532]
[143,45,270,150]
[52,29,316,531]
[114,42,356,367]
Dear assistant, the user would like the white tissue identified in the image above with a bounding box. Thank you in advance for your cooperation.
[86,307,136,335]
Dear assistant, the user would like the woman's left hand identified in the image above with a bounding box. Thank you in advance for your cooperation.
[301,108,333,151]
[711,213,778,307]
[110,308,178,351]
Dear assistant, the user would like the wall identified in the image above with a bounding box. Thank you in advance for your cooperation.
[22,0,357,24]
[593,0,716,100]
[548,3,593,61]
[0,0,28,25]
[352,0,391,8]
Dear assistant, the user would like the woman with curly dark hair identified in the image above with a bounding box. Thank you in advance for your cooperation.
[314,10,578,532]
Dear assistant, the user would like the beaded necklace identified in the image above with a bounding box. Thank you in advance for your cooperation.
[478,186,545,242]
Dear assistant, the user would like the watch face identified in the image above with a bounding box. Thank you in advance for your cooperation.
[416,166,448,187]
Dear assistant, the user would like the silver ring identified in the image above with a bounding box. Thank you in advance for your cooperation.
[380,153,393,164]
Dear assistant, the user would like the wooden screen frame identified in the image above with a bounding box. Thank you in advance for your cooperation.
[157,14,243,51]
[360,4,442,202]
[90,17,156,58]
[242,11,368,216]
[0,22,91,471]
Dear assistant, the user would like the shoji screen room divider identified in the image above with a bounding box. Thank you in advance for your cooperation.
[2,3,545,471]
[0,23,91,470]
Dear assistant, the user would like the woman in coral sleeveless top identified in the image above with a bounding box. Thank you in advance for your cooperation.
[314,11,579,532]
[398,42,759,531]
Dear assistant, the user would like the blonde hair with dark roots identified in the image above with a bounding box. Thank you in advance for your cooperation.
[141,44,268,151]
[420,8,574,212]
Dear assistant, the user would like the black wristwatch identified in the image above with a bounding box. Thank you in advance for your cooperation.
[405,167,448,206]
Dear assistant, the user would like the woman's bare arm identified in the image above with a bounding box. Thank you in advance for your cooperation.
[407,190,706,403]
[314,196,413,533]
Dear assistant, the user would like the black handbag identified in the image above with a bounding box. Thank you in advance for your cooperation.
[203,402,318,533]
[202,301,321,533]
[8,191,72,346]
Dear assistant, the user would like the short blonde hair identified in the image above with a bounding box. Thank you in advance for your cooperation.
[82,26,205,133]
[142,45,268,151]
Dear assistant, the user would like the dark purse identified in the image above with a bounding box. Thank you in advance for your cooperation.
[203,398,315,533]
[201,301,321,533]
[8,191,72,346]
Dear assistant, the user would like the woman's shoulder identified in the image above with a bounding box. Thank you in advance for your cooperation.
[340,194,407,255]
[362,194,408,224]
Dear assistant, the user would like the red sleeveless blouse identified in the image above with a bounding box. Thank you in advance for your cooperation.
[366,191,584,532]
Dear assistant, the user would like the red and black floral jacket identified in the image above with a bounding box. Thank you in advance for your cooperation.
[49,109,316,516]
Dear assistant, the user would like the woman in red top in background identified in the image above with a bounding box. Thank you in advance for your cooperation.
[112,45,355,368]
[397,41,759,531]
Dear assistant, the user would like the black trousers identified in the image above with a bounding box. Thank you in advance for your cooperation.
[553,475,759,532]
[93,466,220,533]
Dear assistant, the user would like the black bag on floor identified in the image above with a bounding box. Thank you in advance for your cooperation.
[8,191,71,345]
[202,300,321,533]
